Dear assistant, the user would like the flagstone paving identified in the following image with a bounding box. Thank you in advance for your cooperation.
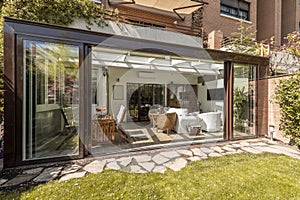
[1,138,300,188]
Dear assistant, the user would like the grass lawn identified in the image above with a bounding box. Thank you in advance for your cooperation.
[2,152,300,199]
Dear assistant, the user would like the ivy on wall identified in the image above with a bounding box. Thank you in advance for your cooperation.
[0,0,117,115]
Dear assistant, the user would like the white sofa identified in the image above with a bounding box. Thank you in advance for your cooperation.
[167,108,201,134]
[198,112,221,132]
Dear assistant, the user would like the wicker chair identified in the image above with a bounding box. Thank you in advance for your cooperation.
[148,105,164,128]
[156,112,177,135]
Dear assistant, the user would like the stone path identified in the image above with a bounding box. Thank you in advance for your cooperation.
[1,138,300,188]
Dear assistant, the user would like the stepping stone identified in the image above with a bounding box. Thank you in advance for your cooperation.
[119,158,132,167]
[231,143,242,148]
[0,179,8,185]
[23,167,44,175]
[225,151,237,155]
[61,164,82,175]
[133,155,152,163]
[130,165,142,173]
[102,158,116,163]
[208,152,222,157]
[200,147,213,154]
[167,158,188,171]
[163,161,173,168]
[159,151,180,159]
[241,147,262,154]
[271,145,300,155]
[3,174,37,187]
[152,166,166,173]
[187,156,201,162]
[33,167,63,183]
[59,171,87,182]
[116,156,132,162]
[224,144,234,148]
[250,142,268,146]
[106,161,121,170]
[83,160,105,174]
[152,154,170,165]
[253,146,282,154]
[222,146,236,152]
[139,162,155,172]
[236,149,244,153]
[176,149,193,157]
[138,170,148,174]
[240,141,250,146]
[211,146,224,153]
[191,148,207,157]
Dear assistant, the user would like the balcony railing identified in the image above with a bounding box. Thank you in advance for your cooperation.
[113,12,203,37]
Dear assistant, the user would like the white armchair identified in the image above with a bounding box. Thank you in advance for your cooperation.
[198,112,221,132]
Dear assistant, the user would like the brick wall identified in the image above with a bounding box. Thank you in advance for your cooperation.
[202,0,257,39]
[268,76,290,143]
[257,64,269,137]
[281,0,297,44]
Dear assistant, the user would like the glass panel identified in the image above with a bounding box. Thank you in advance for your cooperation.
[233,64,256,137]
[90,46,225,155]
[23,40,80,160]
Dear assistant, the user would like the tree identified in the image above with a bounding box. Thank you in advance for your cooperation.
[224,21,269,56]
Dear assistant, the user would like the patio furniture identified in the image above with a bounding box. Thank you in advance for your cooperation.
[198,112,221,132]
[156,112,177,135]
[148,105,164,128]
[115,105,131,142]
[187,124,202,135]
[61,107,78,134]
[98,117,115,141]
[177,115,202,134]
[167,108,202,134]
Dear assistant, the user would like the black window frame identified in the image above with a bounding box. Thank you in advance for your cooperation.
[220,0,250,21]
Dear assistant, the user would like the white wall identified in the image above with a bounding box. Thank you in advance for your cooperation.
[198,78,224,113]
[107,67,198,117]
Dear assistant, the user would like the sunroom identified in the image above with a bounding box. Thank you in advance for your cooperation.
[3,17,269,167]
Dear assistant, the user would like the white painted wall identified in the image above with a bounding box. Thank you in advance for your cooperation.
[107,67,198,117]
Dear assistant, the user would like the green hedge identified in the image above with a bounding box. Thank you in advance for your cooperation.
[274,73,300,147]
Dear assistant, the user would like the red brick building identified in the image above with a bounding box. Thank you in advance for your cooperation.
[257,0,300,46]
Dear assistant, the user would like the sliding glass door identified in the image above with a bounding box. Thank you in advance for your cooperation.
[233,64,257,138]
[127,83,165,122]
[23,40,80,160]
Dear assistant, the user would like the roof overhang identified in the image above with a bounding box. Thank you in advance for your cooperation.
[108,0,208,21]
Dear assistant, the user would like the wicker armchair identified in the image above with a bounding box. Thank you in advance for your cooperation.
[156,112,177,135]
[148,105,164,128]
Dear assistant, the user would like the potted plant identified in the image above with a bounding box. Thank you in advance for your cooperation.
[233,87,249,131]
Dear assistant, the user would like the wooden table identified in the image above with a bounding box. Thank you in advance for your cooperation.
[92,118,115,142]
[98,118,115,141]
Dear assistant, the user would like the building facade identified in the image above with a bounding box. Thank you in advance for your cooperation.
[257,0,300,46]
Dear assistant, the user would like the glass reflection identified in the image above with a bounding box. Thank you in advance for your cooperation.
[23,40,79,160]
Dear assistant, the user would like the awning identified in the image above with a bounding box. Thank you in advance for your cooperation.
[91,47,223,75]
[109,0,207,14]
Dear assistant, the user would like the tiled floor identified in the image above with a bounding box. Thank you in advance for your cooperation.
[1,138,300,188]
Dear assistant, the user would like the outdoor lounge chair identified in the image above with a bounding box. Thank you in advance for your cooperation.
[115,105,131,142]
[62,107,78,134]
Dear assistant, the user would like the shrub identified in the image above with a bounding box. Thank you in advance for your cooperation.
[274,72,300,147]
